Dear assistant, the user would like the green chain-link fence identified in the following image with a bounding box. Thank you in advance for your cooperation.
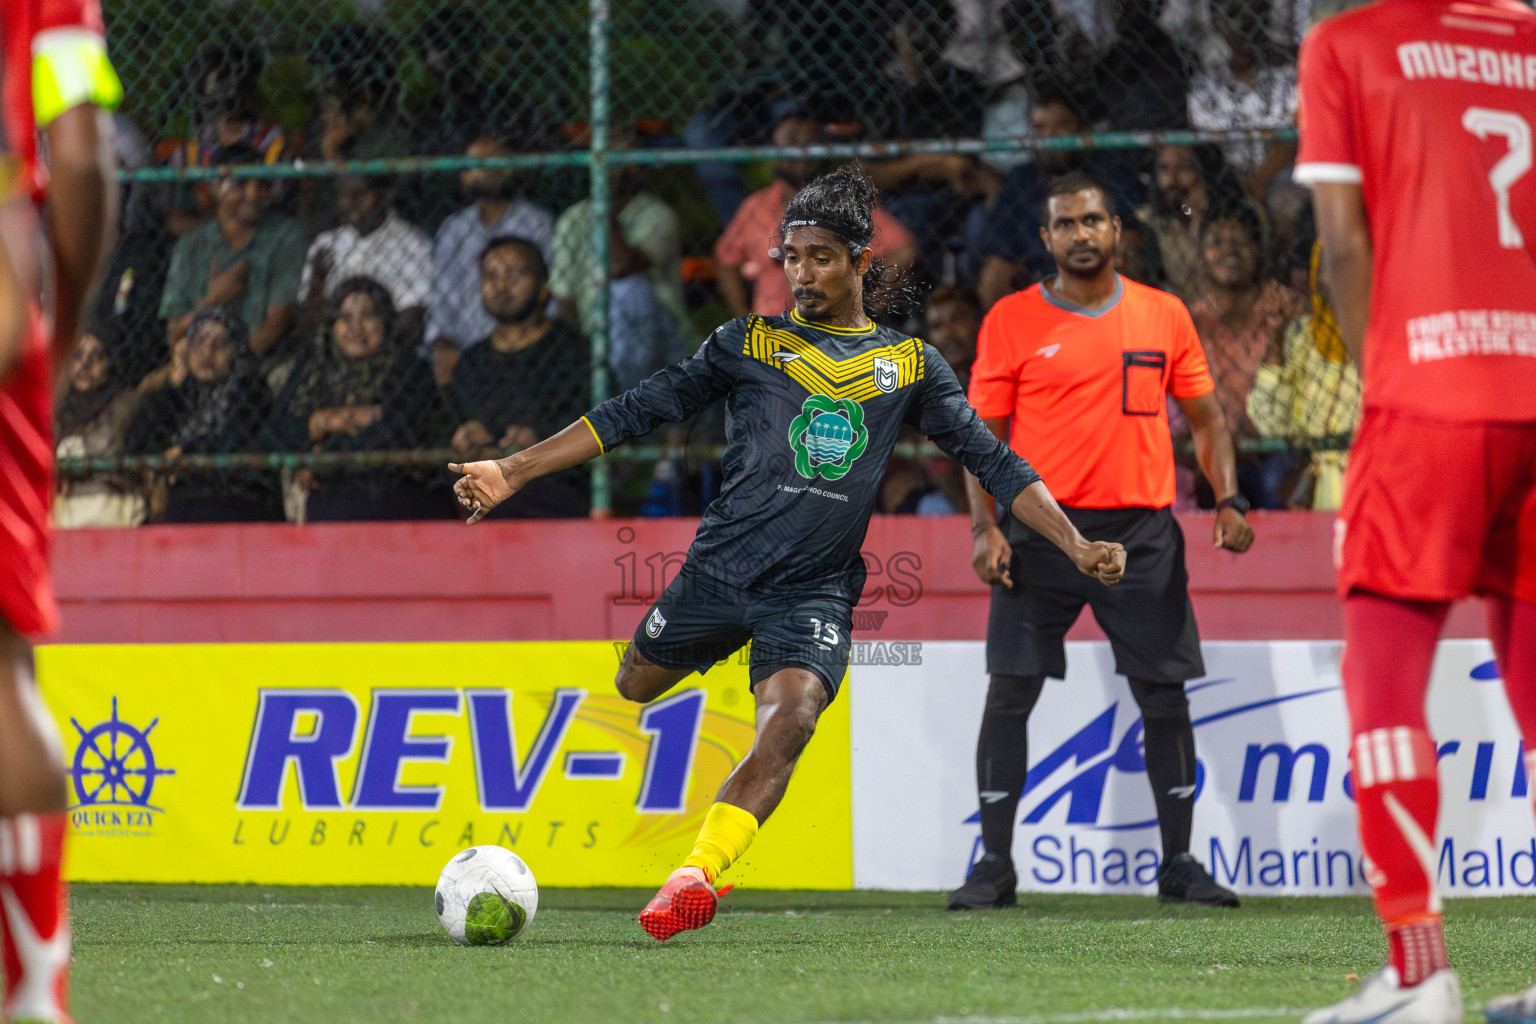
[58,0,1361,527]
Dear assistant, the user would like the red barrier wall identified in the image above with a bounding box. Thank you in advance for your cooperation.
[51,511,1487,644]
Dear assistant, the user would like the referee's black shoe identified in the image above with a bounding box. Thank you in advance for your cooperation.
[1157,853,1240,907]
[947,853,1017,910]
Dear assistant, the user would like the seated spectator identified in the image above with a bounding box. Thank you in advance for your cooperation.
[1115,212,1166,290]
[158,143,308,367]
[266,277,454,522]
[164,42,288,237]
[715,116,917,319]
[305,24,410,162]
[976,79,1143,309]
[53,327,145,528]
[299,174,431,346]
[1186,205,1306,508]
[548,152,690,393]
[88,186,176,389]
[447,237,590,518]
[923,285,980,392]
[1246,242,1361,510]
[124,308,278,523]
[1136,144,1250,301]
[1092,2,1190,130]
[878,456,948,515]
[427,133,557,381]
[1187,7,1297,199]
[298,24,412,232]
[407,7,551,158]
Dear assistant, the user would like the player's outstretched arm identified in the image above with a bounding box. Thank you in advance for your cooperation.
[450,419,603,524]
[1008,481,1125,586]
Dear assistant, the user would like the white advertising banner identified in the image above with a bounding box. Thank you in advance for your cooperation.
[850,640,1534,896]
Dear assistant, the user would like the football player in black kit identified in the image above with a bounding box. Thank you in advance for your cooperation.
[451,166,1128,940]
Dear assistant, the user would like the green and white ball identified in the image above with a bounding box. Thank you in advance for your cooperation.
[434,845,538,945]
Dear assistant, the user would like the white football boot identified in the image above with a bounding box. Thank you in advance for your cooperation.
[1485,983,1536,1023]
[1301,966,1463,1024]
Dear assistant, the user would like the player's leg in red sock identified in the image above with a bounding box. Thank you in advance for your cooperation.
[0,628,73,1023]
[0,814,71,1024]
[1343,591,1451,987]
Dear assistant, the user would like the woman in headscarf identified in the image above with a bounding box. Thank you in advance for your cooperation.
[124,305,278,521]
[265,276,453,520]
[53,325,145,527]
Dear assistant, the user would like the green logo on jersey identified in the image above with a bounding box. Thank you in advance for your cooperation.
[788,394,869,480]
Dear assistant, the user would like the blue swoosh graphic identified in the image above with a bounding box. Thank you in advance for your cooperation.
[959,683,1344,828]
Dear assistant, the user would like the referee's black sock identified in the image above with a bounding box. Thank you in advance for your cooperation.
[975,673,1046,864]
[1129,677,1196,860]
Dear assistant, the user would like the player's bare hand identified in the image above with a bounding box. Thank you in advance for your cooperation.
[971,525,1013,588]
[1214,507,1254,553]
[1072,540,1126,585]
[450,459,517,524]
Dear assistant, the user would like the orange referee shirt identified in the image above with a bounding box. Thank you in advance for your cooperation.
[969,275,1214,509]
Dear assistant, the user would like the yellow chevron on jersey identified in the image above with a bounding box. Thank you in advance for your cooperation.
[741,315,924,402]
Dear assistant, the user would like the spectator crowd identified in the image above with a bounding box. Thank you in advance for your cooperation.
[65,1,1360,525]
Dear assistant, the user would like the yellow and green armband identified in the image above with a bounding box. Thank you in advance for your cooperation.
[32,28,123,128]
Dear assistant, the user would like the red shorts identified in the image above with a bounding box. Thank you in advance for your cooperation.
[1337,407,1536,604]
[0,317,57,637]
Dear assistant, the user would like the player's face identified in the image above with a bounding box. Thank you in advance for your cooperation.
[69,334,110,392]
[1202,219,1259,288]
[925,298,979,370]
[1155,146,1203,211]
[481,245,547,325]
[1042,189,1120,279]
[782,227,871,320]
[333,291,387,360]
[187,321,236,383]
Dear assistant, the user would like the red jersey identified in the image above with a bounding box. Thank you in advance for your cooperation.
[0,0,116,636]
[1295,0,1536,423]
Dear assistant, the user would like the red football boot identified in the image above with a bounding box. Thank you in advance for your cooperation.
[638,871,733,941]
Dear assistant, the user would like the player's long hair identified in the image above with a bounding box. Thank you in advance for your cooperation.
[777,164,921,319]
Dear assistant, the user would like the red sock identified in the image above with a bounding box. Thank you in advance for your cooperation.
[1343,593,1452,987]
[0,814,72,1024]
[1387,916,1449,987]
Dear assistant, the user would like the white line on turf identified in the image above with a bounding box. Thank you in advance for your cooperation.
[771,1011,1308,1024]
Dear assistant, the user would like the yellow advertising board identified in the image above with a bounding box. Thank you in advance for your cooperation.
[35,643,852,888]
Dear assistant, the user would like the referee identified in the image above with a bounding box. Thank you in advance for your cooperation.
[949,173,1255,910]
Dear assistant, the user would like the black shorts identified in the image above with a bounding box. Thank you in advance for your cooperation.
[987,505,1204,683]
[630,562,853,703]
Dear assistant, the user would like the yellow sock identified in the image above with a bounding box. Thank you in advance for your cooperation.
[681,802,759,882]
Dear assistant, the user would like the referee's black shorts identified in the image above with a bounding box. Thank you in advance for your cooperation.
[986,505,1204,683]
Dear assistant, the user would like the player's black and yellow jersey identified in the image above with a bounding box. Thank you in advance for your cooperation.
[583,311,1041,602]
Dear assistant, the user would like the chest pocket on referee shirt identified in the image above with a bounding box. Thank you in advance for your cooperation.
[1121,350,1167,416]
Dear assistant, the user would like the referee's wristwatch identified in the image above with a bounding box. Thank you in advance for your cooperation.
[1216,494,1251,515]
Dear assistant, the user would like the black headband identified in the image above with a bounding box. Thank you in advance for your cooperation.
[780,217,871,248]
[771,218,872,261]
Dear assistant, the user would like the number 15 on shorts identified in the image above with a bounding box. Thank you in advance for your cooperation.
[809,617,840,648]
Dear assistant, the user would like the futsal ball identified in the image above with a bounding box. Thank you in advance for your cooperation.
[434,845,538,945]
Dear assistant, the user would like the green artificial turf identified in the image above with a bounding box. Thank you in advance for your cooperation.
[73,885,1536,1024]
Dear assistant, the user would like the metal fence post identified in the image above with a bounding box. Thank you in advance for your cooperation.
[587,0,612,515]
